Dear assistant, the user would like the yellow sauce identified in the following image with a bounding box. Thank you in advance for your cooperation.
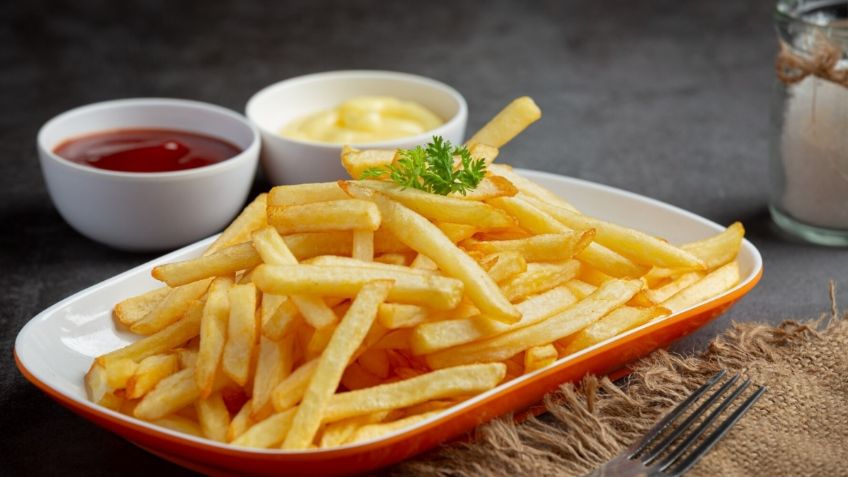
[281,96,444,144]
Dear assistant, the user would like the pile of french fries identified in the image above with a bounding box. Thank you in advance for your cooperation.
[85,97,745,450]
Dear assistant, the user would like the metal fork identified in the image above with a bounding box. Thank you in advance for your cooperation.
[583,370,766,477]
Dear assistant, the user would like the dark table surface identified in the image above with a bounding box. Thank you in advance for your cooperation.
[3,1,846,475]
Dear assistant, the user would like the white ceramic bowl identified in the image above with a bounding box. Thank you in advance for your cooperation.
[245,70,468,184]
[37,98,260,252]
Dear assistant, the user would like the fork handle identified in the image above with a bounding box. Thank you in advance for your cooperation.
[583,462,650,477]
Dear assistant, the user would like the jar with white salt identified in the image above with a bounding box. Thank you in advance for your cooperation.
[771,0,848,246]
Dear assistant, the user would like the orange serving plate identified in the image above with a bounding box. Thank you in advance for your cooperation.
[15,169,762,476]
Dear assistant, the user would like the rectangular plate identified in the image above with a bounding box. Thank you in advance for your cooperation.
[15,169,762,477]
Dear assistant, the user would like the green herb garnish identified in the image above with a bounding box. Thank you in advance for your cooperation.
[360,136,486,196]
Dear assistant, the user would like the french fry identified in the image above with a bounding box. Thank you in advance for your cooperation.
[305,324,336,360]
[320,411,390,448]
[489,196,645,278]
[341,146,396,179]
[305,255,434,275]
[349,410,444,444]
[411,286,577,354]
[342,184,519,323]
[196,276,234,397]
[377,303,429,329]
[662,261,740,313]
[410,253,438,270]
[467,142,499,165]
[437,223,478,243]
[85,363,121,409]
[205,193,268,255]
[260,293,286,326]
[222,284,258,387]
[114,287,170,326]
[130,280,211,335]
[352,230,374,261]
[682,222,745,270]
[640,271,704,305]
[560,306,669,355]
[467,96,541,148]
[152,243,262,288]
[579,267,614,287]
[284,231,352,259]
[99,300,203,367]
[232,408,298,449]
[105,358,138,389]
[271,359,319,412]
[499,260,580,302]
[372,329,412,350]
[523,195,705,270]
[358,348,391,378]
[228,399,257,442]
[374,253,410,266]
[479,251,527,284]
[524,344,558,373]
[153,415,203,437]
[470,232,594,263]
[196,392,231,442]
[252,334,295,417]
[253,264,463,310]
[487,164,579,213]
[283,281,392,449]
[450,175,517,201]
[341,362,383,391]
[268,200,381,234]
[426,279,642,369]
[126,353,179,399]
[135,368,199,421]
[269,182,348,207]
[262,299,302,340]
[323,363,506,423]
[565,279,597,300]
[356,180,515,229]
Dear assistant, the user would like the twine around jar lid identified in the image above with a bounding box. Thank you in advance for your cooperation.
[776,33,848,87]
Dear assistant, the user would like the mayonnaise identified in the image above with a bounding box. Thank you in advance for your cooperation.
[281,96,444,144]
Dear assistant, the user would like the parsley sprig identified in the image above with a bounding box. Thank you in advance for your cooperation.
[360,136,486,196]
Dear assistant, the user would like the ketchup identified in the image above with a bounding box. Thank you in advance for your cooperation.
[53,128,242,173]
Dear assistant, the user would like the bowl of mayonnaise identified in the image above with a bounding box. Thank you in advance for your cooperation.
[246,70,467,184]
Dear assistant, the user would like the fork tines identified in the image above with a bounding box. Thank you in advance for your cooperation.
[627,370,766,477]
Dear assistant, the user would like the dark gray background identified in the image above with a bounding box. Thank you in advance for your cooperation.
[2,1,845,475]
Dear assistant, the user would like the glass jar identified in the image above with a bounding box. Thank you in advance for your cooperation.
[770,0,848,246]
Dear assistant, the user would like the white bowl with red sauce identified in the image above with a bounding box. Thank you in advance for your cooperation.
[246,70,467,185]
[38,98,260,251]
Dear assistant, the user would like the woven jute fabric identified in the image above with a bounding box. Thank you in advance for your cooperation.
[392,286,848,477]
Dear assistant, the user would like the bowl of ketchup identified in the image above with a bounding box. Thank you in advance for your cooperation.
[38,98,260,251]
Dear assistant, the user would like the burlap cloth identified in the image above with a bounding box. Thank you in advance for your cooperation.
[391,284,848,477]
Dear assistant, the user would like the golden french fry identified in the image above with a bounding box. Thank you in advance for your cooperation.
[260,292,286,327]
[253,264,463,310]
[341,146,396,179]
[480,251,527,284]
[564,279,597,300]
[450,175,517,201]
[283,231,352,260]
[356,180,515,229]
[374,253,410,266]
[153,415,203,437]
[641,271,704,305]
[104,358,137,389]
[410,253,438,270]
[320,411,390,448]
[372,329,412,350]
[523,195,705,270]
[467,97,541,148]
[348,410,444,444]
[352,230,374,262]
[283,281,392,449]
[682,222,745,270]
[468,143,499,165]
[342,184,519,323]
[470,231,594,263]
[377,303,429,329]
[268,199,381,234]
[323,363,505,423]
[358,348,391,378]
[113,287,170,326]
[206,194,268,255]
[305,324,336,360]
[134,367,199,421]
[130,280,211,335]
[195,276,233,397]
[196,392,231,442]
[579,267,614,287]
[85,363,120,409]
[232,408,298,449]
[271,359,319,412]
[426,279,642,369]
[560,306,669,355]
[411,286,577,354]
[487,164,579,212]
[269,182,348,207]
[126,353,179,399]
[500,260,580,302]
[252,334,295,417]
[262,299,302,340]
[662,261,740,313]
[228,399,257,442]
[152,243,262,288]
[99,300,203,367]
[489,196,646,278]
[341,362,383,391]
[436,223,478,244]
[524,344,558,373]
[222,284,258,387]
[305,255,434,275]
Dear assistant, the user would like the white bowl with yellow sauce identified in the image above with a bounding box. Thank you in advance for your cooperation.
[246,70,467,184]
